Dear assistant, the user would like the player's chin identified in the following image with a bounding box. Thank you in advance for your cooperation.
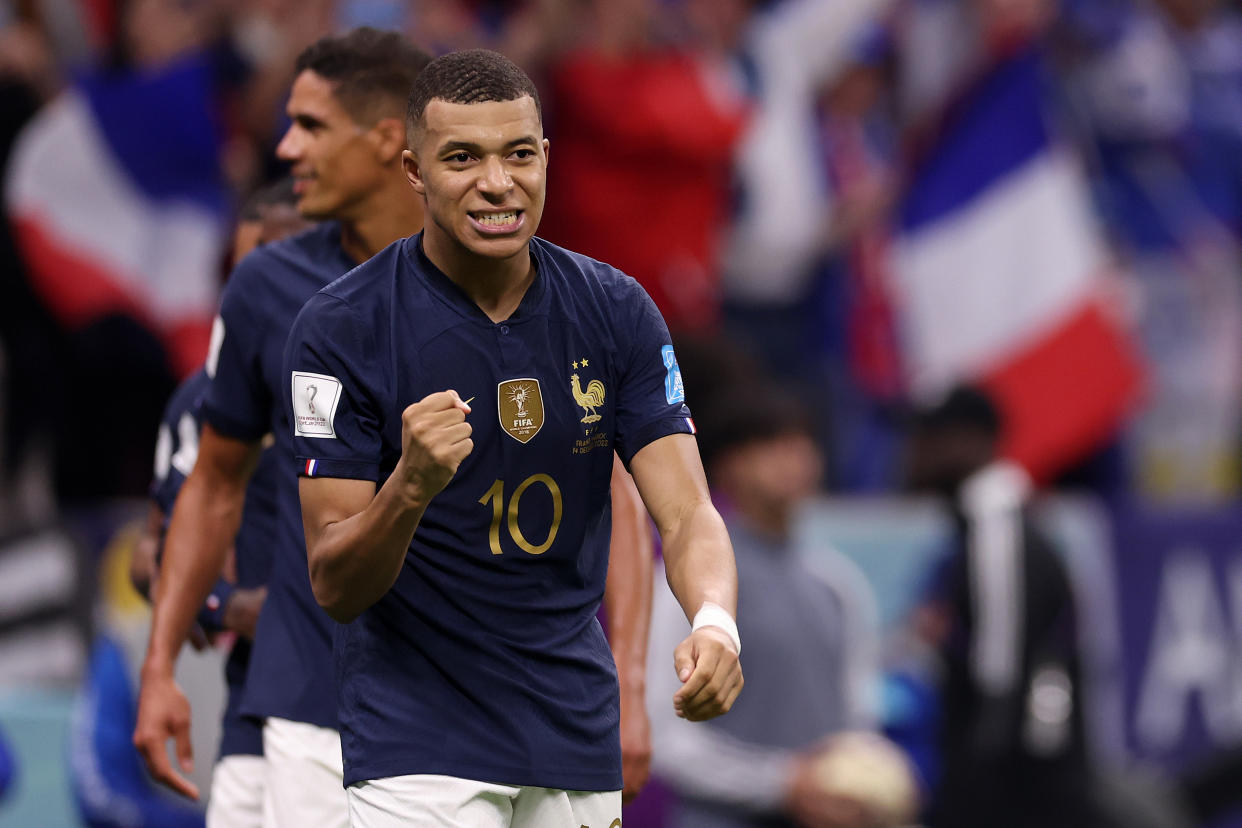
[297,195,336,222]
[463,228,534,259]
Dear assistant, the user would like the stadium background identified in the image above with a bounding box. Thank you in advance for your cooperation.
[2,0,1242,825]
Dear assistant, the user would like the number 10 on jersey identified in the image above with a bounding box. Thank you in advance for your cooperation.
[478,474,563,555]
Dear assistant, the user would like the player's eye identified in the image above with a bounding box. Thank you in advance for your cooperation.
[512,149,535,160]
[448,152,472,164]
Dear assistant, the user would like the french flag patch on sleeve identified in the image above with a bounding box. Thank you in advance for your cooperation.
[304,459,319,477]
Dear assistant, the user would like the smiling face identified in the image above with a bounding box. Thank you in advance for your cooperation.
[404,95,548,265]
[275,70,392,221]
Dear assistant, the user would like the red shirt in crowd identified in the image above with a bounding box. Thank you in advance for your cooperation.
[540,49,748,334]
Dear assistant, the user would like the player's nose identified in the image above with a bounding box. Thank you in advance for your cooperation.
[275,127,303,162]
[476,157,512,196]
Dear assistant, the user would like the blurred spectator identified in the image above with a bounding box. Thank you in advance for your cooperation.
[0,722,12,804]
[815,20,908,493]
[1054,0,1242,501]
[70,636,203,828]
[648,382,917,828]
[4,0,257,503]
[0,15,61,526]
[536,0,749,334]
[714,0,900,492]
[721,0,893,314]
[885,12,1142,488]
[905,385,1096,828]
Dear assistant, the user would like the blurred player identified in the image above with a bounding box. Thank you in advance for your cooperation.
[284,49,743,827]
[143,368,273,826]
[229,177,312,266]
[129,179,310,827]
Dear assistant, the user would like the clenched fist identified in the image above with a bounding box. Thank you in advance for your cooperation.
[671,627,744,722]
[398,390,474,502]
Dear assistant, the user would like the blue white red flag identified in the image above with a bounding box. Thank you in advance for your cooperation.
[891,48,1144,480]
[5,57,229,378]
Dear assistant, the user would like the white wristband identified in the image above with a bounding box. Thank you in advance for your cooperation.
[691,602,741,656]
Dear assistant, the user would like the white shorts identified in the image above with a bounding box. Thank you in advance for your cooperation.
[206,754,267,828]
[347,773,622,828]
[261,717,349,828]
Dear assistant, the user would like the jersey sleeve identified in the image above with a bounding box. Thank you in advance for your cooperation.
[612,277,695,465]
[202,257,274,441]
[148,420,182,516]
[283,292,383,482]
[149,371,208,515]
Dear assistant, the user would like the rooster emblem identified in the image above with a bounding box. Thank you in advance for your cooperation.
[571,373,605,424]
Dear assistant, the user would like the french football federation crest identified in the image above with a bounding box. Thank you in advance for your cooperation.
[570,369,605,424]
[498,378,544,443]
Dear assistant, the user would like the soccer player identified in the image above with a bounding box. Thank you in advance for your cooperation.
[284,49,743,827]
[133,29,658,824]
[142,367,274,827]
[129,182,310,826]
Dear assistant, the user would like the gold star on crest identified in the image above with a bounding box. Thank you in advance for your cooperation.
[581,358,590,367]
[572,360,580,369]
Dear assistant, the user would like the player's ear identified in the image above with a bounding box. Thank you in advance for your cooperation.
[402,150,426,196]
[370,117,406,164]
[542,137,550,167]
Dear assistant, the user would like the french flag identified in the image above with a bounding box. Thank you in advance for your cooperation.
[891,47,1144,481]
[4,57,230,378]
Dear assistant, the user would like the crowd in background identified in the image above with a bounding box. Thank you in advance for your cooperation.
[2,0,1240,515]
[3,0,1242,826]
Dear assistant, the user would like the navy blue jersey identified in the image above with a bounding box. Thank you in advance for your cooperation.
[283,235,694,790]
[151,368,277,758]
[202,221,356,729]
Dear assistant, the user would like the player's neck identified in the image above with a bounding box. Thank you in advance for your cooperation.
[423,233,535,324]
[338,187,425,265]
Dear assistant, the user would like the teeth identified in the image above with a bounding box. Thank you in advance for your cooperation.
[476,212,517,226]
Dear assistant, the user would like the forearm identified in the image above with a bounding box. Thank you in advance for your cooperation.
[304,466,427,622]
[143,471,244,675]
[660,499,738,623]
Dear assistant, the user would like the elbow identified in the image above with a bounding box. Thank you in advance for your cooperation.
[309,557,361,624]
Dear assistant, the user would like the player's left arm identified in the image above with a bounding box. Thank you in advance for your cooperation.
[604,452,654,801]
[629,433,742,722]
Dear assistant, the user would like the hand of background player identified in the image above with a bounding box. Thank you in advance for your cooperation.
[671,627,743,721]
[133,670,199,799]
[397,391,474,502]
[619,680,652,801]
[222,586,267,640]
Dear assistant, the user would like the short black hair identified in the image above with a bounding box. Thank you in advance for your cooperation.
[696,382,815,473]
[295,28,431,127]
[406,49,541,142]
[913,385,1003,438]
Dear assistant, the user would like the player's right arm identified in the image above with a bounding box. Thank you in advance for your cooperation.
[135,251,275,797]
[300,391,473,622]
[133,426,261,799]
